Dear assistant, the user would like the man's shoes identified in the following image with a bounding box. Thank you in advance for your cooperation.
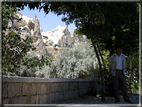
[114,100,120,103]
[125,100,133,103]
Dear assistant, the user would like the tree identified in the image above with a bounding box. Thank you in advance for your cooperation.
[2,2,36,75]
[2,2,54,76]
[3,1,139,101]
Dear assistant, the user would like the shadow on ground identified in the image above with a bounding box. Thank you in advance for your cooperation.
[49,93,140,105]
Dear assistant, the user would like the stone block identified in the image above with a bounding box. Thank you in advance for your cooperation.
[75,90,79,98]
[63,83,69,91]
[84,83,87,88]
[31,83,36,95]
[8,83,15,98]
[86,83,89,88]
[69,83,74,90]
[63,91,70,100]
[41,83,47,94]
[30,95,40,104]
[82,88,87,96]
[54,83,59,92]
[25,96,31,104]
[36,84,41,94]
[22,83,31,95]
[15,83,22,96]
[74,83,78,89]
[71,90,77,99]
[50,83,56,93]
[8,97,17,104]
[50,93,55,102]
[46,94,50,103]
[8,96,26,104]
[35,95,39,104]
[31,95,36,104]
[31,95,43,104]
[39,94,49,104]
[73,90,75,98]
[58,83,63,92]
[79,83,84,89]
[46,83,50,93]
[3,99,9,104]
[59,92,64,101]
[17,96,26,104]
[2,82,7,98]
[49,83,51,93]
[70,90,74,99]
[55,91,63,101]
[54,92,59,101]
[78,89,82,97]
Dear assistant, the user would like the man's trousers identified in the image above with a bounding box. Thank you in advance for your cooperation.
[112,70,130,101]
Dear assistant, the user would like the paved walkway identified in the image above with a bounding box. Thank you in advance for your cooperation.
[49,94,141,106]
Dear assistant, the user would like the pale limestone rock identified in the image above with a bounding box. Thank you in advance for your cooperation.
[20,26,32,40]
[15,19,27,28]
[28,19,34,31]
[32,15,48,58]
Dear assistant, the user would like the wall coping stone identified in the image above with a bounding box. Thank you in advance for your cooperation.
[2,76,95,83]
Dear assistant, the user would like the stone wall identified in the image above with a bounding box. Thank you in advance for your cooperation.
[2,76,99,104]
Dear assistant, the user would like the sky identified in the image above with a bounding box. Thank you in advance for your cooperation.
[19,6,76,36]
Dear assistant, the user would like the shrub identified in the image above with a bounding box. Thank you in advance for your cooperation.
[47,41,99,79]
[14,50,54,77]
[2,3,35,75]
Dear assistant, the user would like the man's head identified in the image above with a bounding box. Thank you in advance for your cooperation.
[115,45,123,56]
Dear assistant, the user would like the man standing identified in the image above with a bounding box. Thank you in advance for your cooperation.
[109,46,132,103]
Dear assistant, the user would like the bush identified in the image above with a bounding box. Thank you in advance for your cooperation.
[17,50,54,77]
[47,41,99,79]
[3,49,54,77]
[2,3,35,75]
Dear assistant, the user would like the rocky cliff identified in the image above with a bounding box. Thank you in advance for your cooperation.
[8,11,84,57]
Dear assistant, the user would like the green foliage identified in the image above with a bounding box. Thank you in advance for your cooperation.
[4,49,54,77]
[131,81,139,93]
[126,53,139,72]
[9,2,139,56]
[2,3,35,75]
[47,41,99,79]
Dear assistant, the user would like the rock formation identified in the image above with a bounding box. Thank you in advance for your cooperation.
[7,11,84,57]
[32,15,48,58]
[11,12,49,58]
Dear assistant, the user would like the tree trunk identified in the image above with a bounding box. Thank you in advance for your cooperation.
[94,32,106,101]
[93,22,106,102]
[89,33,105,102]
[129,55,133,93]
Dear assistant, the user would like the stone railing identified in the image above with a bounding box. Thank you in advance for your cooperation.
[2,76,100,104]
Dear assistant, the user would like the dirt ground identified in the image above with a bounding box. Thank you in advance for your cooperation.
[49,93,141,105]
